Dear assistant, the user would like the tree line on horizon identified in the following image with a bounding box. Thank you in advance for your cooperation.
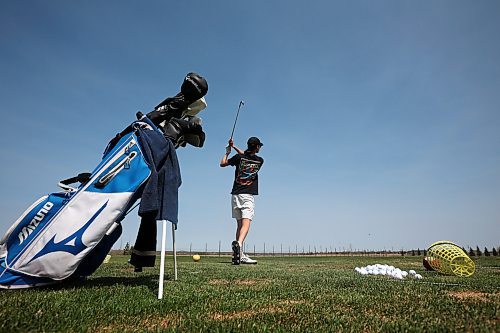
[404,246,499,257]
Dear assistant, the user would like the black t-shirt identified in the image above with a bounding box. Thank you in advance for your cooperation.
[228,152,264,195]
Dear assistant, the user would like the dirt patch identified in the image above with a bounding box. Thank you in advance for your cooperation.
[211,305,285,321]
[208,279,230,285]
[447,291,495,302]
[210,299,307,321]
[96,314,183,332]
[147,314,184,329]
[209,278,271,286]
[278,299,307,306]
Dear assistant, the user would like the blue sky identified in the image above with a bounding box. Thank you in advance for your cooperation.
[1,1,499,253]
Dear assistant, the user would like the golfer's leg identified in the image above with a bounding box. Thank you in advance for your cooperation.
[232,218,243,265]
[237,218,251,245]
[235,219,242,241]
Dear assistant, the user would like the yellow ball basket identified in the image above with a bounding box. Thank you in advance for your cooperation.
[426,241,475,277]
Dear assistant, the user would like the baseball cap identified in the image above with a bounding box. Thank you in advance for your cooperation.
[247,137,263,147]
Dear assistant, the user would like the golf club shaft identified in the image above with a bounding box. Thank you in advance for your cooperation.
[230,100,244,140]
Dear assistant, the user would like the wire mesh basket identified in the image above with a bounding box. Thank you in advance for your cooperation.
[426,240,475,277]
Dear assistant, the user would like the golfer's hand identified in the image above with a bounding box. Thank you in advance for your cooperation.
[225,146,231,155]
[228,139,234,147]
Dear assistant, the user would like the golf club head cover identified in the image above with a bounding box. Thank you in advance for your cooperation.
[147,92,189,126]
[162,117,205,148]
[148,73,208,126]
[181,130,205,148]
[181,72,208,101]
[180,116,205,148]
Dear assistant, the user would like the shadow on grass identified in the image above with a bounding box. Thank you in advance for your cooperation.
[41,273,174,294]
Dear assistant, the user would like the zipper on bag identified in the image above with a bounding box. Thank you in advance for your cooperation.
[95,142,137,189]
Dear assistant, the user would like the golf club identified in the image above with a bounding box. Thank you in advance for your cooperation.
[230,100,245,140]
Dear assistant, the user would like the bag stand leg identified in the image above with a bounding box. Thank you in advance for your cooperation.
[158,220,167,300]
[172,223,178,281]
[158,220,178,300]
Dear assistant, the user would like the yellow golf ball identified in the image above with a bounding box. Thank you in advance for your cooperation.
[192,254,201,262]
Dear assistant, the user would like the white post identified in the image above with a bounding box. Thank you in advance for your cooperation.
[158,220,167,300]
[172,223,178,281]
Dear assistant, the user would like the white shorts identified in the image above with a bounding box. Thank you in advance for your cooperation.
[231,194,255,220]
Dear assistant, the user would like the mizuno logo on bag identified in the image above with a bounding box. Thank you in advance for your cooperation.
[30,200,108,262]
[18,202,54,245]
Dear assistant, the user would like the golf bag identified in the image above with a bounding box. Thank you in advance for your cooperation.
[0,72,209,289]
[0,115,168,288]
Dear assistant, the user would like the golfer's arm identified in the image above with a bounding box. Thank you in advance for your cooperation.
[232,145,244,155]
[220,154,230,167]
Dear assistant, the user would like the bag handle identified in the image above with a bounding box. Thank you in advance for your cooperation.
[58,172,91,191]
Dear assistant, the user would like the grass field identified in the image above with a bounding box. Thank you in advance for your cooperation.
[1,255,499,332]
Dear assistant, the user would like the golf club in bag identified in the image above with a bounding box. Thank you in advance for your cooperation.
[0,73,208,293]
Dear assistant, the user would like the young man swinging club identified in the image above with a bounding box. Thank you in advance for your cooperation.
[220,137,264,265]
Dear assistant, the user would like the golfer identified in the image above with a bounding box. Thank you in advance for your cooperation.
[220,137,264,265]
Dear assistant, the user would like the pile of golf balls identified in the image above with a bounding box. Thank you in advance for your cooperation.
[354,264,423,280]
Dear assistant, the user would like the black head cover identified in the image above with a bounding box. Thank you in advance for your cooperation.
[150,72,208,127]
[181,72,208,102]
[162,117,205,148]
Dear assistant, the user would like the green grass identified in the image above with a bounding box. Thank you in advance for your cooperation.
[1,255,499,332]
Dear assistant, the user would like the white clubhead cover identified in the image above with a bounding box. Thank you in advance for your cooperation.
[182,97,207,118]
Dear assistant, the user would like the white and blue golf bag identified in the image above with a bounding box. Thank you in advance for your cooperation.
[0,117,157,289]
[0,73,208,289]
